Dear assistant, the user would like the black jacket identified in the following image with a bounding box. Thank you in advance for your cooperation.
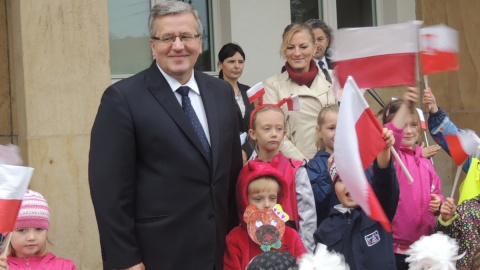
[314,160,399,270]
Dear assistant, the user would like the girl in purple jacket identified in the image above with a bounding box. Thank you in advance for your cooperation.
[0,190,76,270]
[382,87,444,270]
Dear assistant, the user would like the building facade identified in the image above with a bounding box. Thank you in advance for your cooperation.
[1,0,478,268]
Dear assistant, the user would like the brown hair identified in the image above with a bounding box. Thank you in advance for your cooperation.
[316,104,339,150]
[280,23,315,57]
[382,99,422,144]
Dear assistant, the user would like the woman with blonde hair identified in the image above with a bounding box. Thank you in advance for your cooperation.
[263,23,335,161]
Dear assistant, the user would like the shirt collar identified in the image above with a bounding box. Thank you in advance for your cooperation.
[156,63,200,95]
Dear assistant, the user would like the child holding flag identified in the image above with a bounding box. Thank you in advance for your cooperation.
[382,87,444,270]
[313,126,399,269]
[0,190,76,269]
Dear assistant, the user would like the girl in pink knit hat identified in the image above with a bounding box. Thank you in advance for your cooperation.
[0,190,76,270]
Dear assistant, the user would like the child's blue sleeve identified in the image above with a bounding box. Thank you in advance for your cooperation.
[306,156,333,205]
[428,107,471,172]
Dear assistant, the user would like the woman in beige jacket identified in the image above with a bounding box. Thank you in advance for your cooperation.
[263,23,335,161]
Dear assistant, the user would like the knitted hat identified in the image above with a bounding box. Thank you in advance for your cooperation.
[246,250,298,270]
[236,161,289,224]
[14,190,50,230]
[329,162,339,186]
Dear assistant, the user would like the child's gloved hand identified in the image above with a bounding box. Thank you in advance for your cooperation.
[428,194,441,213]
[440,197,456,221]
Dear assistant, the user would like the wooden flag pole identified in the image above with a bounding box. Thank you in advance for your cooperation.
[450,165,463,199]
[1,232,12,256]
[391,146,414,182]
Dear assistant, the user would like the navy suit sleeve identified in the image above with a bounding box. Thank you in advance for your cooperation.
[89,85,142,268]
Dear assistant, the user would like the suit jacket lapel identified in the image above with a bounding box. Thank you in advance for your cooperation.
[146,63,211,165]
[196,70,218,170]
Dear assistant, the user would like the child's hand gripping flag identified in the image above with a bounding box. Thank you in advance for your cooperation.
[334,76,391,231]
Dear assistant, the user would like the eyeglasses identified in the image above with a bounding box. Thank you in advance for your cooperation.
[151,33,201,45]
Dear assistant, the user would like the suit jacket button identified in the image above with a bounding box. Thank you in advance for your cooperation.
[208,213,215,220]
[211,184,215,190]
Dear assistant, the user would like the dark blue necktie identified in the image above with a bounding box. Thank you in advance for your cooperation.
[319,61,332,84]
[177,86,211,161]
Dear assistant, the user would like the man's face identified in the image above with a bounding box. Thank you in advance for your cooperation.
[312,28,329,60]
[150,12,202,84]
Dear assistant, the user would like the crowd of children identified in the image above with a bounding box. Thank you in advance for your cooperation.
[2,86,476,270]
[222,84,478,270]
[3,85,478,270]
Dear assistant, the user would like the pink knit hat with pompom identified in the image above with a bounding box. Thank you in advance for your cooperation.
[14,190,50,230]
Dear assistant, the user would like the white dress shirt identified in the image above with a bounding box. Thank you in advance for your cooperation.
[156,64,211,145]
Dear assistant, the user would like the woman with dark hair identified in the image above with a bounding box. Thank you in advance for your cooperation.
[218,43,255,162]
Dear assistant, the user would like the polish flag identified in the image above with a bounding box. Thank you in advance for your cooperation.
[444,130,480,166]
[334,76,391,231]
[286,95,300,111]
[420,24,459,75]
[416,108,427,130]
[332,21,422,89]
[246,82,265,104]
[0,165,34,233]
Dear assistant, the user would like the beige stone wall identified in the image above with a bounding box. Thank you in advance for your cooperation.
[5,0,110,268]
[0,1,16,146]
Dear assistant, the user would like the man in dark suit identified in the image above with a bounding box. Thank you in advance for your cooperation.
[88,1,242,269]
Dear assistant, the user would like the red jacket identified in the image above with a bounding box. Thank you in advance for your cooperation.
[7,252,76,270]
[226,159,306,270]
[224,226,306,270]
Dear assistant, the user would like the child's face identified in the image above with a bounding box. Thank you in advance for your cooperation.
[249,110,286,155]
[334,179,358,208]
[316,111,337,153]
[402,114,420,148]
[247,178,280,209]
[11,228,47,258]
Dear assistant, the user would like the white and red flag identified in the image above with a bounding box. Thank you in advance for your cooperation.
[334,76,392,231]
[416,108,427,131]
[420,24,459,75]
[332,21,422,89]
[285,95,300,111]
[246,82,265,104]
[0,165,34,234]
[444,130,480,166]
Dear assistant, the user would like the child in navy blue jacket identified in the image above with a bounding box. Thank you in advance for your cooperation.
[306,105,340,226]
[314,127,399,270]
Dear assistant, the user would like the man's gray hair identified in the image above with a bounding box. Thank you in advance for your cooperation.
[148,0,203,38]
[305,19,333,43]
